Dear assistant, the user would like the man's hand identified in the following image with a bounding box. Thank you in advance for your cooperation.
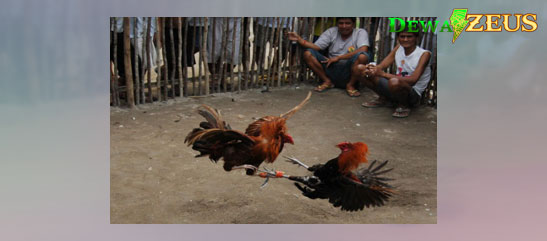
[322,56,340,68]
[286,32,301,42]
[365,64,384,78]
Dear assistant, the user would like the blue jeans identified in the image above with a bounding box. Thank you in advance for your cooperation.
[306,48,371,88]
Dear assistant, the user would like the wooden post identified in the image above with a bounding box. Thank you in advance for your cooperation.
[123,17,135,108]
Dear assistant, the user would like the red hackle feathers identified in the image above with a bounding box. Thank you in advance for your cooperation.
[336,142,369,174]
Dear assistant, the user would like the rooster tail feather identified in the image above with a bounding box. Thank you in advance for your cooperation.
[279,91,312,119]
[198,104,229,130]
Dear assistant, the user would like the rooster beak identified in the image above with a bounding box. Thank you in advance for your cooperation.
[284,135,294,145]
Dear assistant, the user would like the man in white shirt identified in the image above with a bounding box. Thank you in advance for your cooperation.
[360,25,431,118]
[288,17,371,97]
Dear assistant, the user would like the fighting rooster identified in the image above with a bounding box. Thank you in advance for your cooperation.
[282,142,394,211]
[185,91,312,175]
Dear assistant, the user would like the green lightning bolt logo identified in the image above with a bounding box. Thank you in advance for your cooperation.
[450,9,469,43]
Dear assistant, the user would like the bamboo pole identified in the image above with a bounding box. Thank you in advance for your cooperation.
[139,18,145,104]
[133,18,140,105]
[269,17,279,87]
[305,17,316,83]
[155,18,162,101]
[230,18,237,92]
[428,17,435,51]
[182,18,189,97]
[266,18,277,87]
[288,17,297,85]
[178,17,183,98]
[276,18,285,87]
[202,18,210,95]
[123,17,135,108]
[237,17,244,92]
[242,17,250,90]
[146,17,152,102]
[197,18,203,96]
[282,17,292,85]
[253,18,259,88]
[162,18,173,101]
[221,17,230,92]
[298,18,307,83]
[369,17,379,62]
[161,18,168,100]
[190,18,197,96]
[111,17,119,106]
[258,17,269,88]
[295,18,302,83]
[210,18,217,93]
[378,18,387,67]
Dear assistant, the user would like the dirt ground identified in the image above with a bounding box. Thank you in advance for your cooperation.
[110,85,437,224]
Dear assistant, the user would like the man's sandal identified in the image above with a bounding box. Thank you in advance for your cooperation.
[314,83,334,92]
[392,107,411,118]
[346,89,361,97]
[362,98,388,108]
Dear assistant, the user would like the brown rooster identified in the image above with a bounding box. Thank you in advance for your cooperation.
[283,142,394,211]
[185,91,312,175]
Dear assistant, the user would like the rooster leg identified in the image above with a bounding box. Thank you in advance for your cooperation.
[283,156,309,169]
[232,164,258,171]
[231,164,258,175]
[288,175,321,187]
[257,167,290,178]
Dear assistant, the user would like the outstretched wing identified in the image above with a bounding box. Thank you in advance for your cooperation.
[292,159,394,212]
[185,128,255,161]
[328,160,394,211]
[185,104,255,165]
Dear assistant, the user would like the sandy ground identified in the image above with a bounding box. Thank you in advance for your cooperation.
[110,85,437,224]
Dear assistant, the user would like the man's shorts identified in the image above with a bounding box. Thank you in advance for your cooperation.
[375,77,421,107]
[307,48,371,88]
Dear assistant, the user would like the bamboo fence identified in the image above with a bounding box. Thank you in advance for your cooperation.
[110,17,437,107]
